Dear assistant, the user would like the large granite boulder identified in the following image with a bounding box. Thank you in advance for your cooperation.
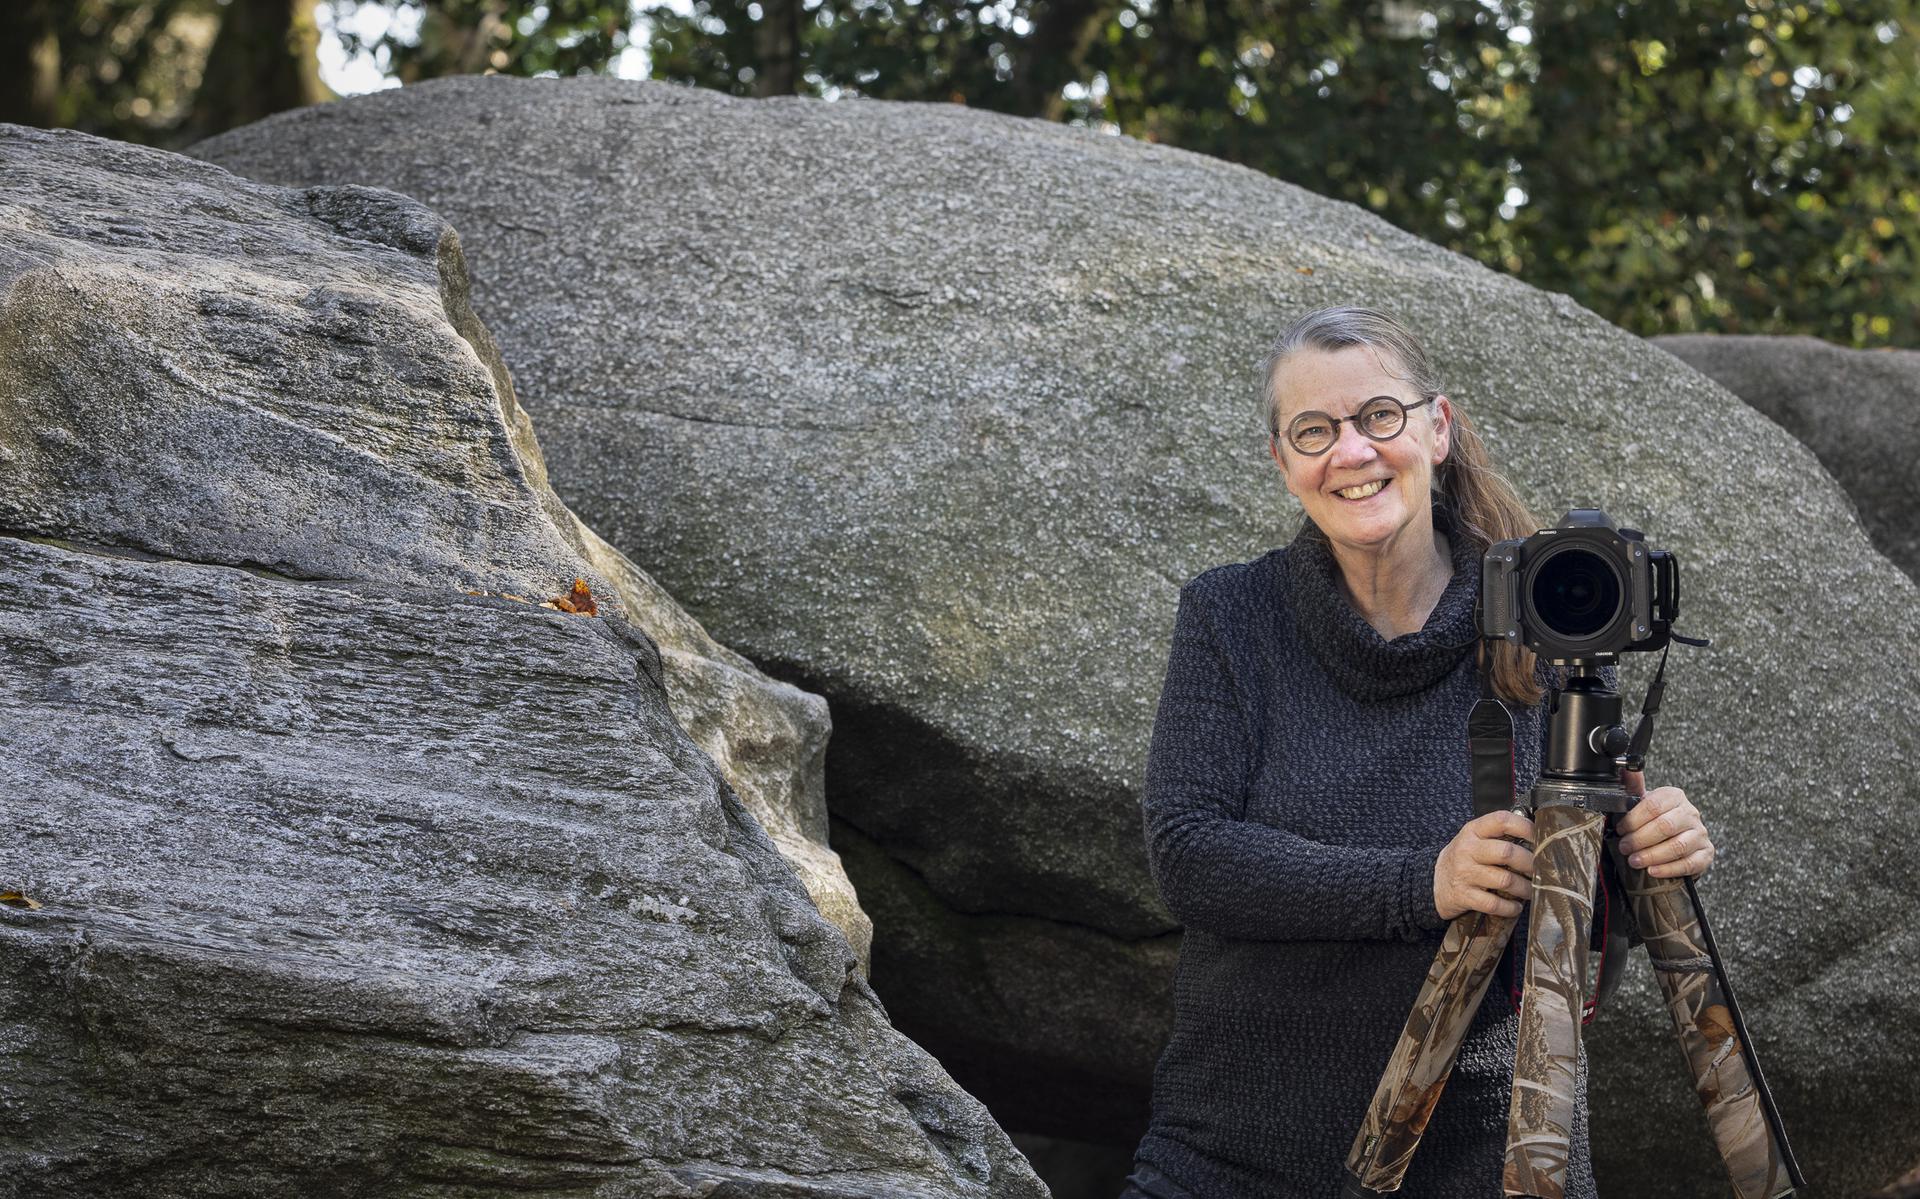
[0,124,1034,1197]
[196,78,1920,1196]
[1653,333,1920,584]
[0,115,868,972]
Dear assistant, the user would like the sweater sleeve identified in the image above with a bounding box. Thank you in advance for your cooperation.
[1140,579,1451,943]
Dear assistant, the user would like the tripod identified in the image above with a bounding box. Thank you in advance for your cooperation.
[1341,659,1803,1199]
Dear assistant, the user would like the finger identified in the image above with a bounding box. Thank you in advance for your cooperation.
[1471,839,1534,876]
[1471,810,1535,844]
[1648,846,1715,879]
[1645,804,1698,851]
[1619,767,1648,799]
[1473,864,1515,893]
[1621,813,1683,860]
[1645,785,1690,811]
[1627,827,1704,869]
[1620,801,1702,856]
[1616,788,1683,838]
[1616,789,1671,835]
[1469,889,1525,919]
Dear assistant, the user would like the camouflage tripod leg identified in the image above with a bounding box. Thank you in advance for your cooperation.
[1612,848,1800,1198]
[1503,802,1605,1199]
[1343,908,1521,1195]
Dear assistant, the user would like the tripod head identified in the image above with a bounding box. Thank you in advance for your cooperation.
[1538,661,1634,801]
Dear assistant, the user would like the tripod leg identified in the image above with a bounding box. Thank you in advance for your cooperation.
[1614,855,1802,1198]
[1344,909,1520,1196]
[1504,803,1605,1199]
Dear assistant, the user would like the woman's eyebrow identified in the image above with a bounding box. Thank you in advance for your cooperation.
[1286,394,1401,417]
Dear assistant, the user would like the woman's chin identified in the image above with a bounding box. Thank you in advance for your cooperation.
[1316,496,1405,541]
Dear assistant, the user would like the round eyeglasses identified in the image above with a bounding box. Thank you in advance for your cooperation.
[1275,395,1436,456]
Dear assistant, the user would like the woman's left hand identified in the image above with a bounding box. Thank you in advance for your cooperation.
[1616,769,1715,878]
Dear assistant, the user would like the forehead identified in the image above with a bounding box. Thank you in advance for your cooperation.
[1271,344,1414,418]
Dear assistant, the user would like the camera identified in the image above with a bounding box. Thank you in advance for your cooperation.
[1478,509,1681,661]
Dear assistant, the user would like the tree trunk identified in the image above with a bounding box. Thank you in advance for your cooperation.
[187,0,332,139]
[1008,0,1117,119]
[754,0,801,96]
[0,0,63,129]
[406,0,510,81]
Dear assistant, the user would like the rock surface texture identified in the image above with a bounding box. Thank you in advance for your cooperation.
[196,78,1920,1197]
[0,124,1031,1197]
[1654,333,1920,584]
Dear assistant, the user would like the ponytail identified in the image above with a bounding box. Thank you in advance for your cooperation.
[1438,406,1546,705]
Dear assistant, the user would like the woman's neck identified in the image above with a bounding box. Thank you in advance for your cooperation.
[1326,522,1455,640]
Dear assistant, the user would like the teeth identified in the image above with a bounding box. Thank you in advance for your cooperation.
[1337,479,1388,500]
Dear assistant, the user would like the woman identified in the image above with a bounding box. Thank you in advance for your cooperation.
[1120,307,1714,1199]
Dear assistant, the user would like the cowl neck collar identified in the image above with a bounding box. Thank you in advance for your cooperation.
[1285,500,1482,701]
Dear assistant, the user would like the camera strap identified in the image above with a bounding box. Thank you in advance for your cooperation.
[1588,850,1632,1023]
[1468,653,1532,1009]
[1468,651,1517,822]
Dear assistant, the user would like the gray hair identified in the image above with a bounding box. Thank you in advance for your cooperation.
[1259,306,1442,438]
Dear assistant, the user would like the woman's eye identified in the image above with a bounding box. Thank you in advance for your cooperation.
[1362,406,1401,432]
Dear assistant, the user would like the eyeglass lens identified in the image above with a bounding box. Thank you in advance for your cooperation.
[1286,396,1409,455]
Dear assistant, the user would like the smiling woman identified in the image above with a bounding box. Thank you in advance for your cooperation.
[1263,307,1546,703]
[1117,307,1633,1199]
[1267,342,1455,642]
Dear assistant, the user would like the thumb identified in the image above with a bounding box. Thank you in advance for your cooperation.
[1619,766,1648,800]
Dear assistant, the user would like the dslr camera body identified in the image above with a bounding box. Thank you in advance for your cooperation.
[1478,508,1681,662]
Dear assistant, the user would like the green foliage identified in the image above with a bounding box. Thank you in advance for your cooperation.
[6,0,332,146]
[18,0,1915,345]
[5,1,641,147]
[325,0,642,81]
[641,0,1084,111]
[4,0,223,145]
[639,0,1920,348]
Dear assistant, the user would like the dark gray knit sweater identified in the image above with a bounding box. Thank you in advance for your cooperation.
[1127,506,1597,1199]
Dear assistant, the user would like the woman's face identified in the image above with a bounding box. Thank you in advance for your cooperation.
[1267,344,1453,554]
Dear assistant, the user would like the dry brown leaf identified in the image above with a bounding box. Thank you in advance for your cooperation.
[1296,266,1314,275]
[0,891,43,910]
[550,577,598,616]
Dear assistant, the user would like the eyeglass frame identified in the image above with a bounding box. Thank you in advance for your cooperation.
[1270,394,1438,457]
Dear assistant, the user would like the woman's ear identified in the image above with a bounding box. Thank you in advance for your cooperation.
[1268,435,1288,481]
[1431,394,1454,466]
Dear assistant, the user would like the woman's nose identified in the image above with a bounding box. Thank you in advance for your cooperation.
[1328,420,1381,467]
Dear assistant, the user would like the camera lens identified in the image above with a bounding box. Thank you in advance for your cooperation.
[1529,546,1623,640]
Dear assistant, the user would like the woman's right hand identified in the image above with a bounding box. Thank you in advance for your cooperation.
[1433,810,1535,920]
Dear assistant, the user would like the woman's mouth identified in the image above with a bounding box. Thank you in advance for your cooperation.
[1333,478,1390,502]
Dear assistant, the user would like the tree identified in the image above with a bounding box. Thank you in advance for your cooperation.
[3,0,212,143]
[326,0,643,82]
[0,0,643,147]
[638,0,1920,348]
[189,0,331,138]
[14,0,1914,346]
[0,0,67,131]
